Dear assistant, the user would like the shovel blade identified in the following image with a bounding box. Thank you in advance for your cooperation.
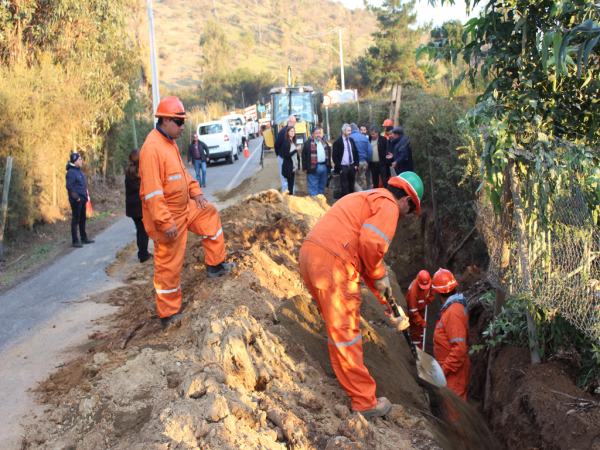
[415,347,446,387]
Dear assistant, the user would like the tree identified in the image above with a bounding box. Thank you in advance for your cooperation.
[358,0,423,89]
[417,0,600,211]
[417,0,600,364]
[199,19,231,74]
[240,31,255,60]
[430,19,464,84]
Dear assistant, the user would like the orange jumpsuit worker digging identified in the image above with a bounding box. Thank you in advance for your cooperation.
[139,97,235,330]
[299,172,424,419]
[432,268,470,400]
[405,270,434,349]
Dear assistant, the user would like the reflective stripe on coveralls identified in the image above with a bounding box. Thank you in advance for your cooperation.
[140,129,226,318]
[405,280,434,350]
[299,241,375,412]
[300,189,400,411]
[433,294,470,400]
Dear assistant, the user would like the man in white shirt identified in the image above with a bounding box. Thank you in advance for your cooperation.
[332,124,359,197]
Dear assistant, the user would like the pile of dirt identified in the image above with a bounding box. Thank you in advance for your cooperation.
[24,189,441,450]
[213,151,335,207]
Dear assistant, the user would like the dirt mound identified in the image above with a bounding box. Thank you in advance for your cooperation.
[23,191,441,450]
[466,289,600,450]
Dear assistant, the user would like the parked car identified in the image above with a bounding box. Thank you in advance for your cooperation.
[222,113,250,143]
[245,115,259,139]
[196,120,238,165]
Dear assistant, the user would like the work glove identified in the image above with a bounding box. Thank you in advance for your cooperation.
[389,312,410,331]
[374,274,392,301]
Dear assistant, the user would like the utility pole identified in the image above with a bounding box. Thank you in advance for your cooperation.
[321,28,348,92]
[339,28,345,91]
[242,91,245,109]
[147,0,160,121]
[132,115,138,149]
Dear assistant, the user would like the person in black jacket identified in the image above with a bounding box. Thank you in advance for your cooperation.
[332,123,359,197]
[187,133,210,188]
[368,125,392,188]
[280,126,298,195]
[125,149,152,263]
[65,153,95,248]
[274,115,296,194]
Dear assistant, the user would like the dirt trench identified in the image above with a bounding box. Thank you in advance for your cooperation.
[22,190,440,450]
[467,293,600,450]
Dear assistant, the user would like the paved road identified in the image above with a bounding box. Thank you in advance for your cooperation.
[0,136,264,352]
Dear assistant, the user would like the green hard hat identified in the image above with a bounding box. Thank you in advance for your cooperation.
[398,171,424,201]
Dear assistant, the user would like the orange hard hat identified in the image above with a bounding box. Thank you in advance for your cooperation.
[382,119,393,127]
[417,270,432,290]
[155,96,189,120]
[432,268,458,294]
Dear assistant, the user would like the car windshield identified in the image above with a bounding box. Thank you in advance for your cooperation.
[228,121,239,131]
[199,124,223,134]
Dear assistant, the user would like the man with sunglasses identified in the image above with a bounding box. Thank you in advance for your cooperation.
[139,96,235,330]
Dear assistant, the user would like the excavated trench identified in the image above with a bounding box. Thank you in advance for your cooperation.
[19,162,600,449]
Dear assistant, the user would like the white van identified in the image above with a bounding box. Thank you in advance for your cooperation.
[245,115,259,139]
[196,120,241,165]
[222,113,250,143]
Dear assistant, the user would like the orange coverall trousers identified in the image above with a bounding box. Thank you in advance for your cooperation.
[298,241,377,412]
[146,199,226,318]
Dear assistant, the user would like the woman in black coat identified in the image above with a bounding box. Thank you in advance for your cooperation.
[280,127,298,195]
[125,149,152,262]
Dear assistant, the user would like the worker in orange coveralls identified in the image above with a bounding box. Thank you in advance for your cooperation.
[299,172,424,419]
[432,268,470,400]
[139,97,235,330]
[405,270,434,350]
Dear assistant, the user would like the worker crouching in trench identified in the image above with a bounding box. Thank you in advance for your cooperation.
[139,96,235,330]
[299,172,425,419]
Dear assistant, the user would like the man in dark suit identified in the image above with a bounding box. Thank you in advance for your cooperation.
[274,115,297,193]
[332,123,359,197]
[368,125,392,188]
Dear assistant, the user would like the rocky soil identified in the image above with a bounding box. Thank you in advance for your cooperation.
[23,190,441,450]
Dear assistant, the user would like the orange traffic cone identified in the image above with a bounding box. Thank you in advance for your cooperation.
[243,141,250,158]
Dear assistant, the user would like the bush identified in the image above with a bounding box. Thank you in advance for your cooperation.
[0,59,92,233]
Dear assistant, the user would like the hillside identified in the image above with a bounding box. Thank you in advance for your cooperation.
[142,0,377,91]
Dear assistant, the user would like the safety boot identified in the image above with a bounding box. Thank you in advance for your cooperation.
[161,313,187,330]
[353,397,392,419]
[207,262,236,278]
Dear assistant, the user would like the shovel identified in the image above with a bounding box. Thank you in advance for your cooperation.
[385,295,446,387]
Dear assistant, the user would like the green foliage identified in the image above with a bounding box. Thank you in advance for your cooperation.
[358,0,426,89]
[0,0,141,234]
[200,68,276,108]
[418,1,600,215]
[240,30,255,59]
[477,292,600,392]
[199,19,231,74]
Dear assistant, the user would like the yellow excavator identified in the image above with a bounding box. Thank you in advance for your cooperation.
[262,67,317,151]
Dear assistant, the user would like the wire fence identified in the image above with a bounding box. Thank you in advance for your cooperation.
[476,130,600,343]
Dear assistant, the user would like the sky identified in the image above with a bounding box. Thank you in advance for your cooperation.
[341,0,482,27]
